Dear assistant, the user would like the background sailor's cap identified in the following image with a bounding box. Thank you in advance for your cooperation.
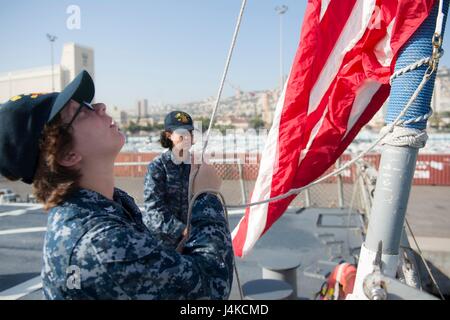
[164,110,194,131]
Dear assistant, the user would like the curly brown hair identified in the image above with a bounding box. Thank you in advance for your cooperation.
[160,130,174,149]
[32,115,81,210]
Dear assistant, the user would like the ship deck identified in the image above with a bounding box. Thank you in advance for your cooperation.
[0,204,368,300]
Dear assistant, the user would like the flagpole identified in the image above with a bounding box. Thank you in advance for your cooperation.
[350,0,448,300]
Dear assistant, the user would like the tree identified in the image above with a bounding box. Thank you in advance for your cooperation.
[126,121,140,134]
[250,116,265,129]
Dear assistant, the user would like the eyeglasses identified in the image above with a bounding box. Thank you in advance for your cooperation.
[65,101,95,128]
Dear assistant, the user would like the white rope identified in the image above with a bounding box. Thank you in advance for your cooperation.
[380,126,428,148]
[390,57,432,84]
[180,0,248,299]
[399,110,433,125]
[202,0,248,157]
[190,0,247,203]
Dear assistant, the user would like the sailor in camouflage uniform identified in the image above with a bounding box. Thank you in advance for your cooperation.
[43,187,232,299]
[0,71,233,300]
[143,111,195,247]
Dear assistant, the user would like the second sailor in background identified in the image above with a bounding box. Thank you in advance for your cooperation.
[143,111,195,247]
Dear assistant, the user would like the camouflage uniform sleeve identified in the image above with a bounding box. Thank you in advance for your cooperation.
[80,193,233,300]
[143,160,186,243]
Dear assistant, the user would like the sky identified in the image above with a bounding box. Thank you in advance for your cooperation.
[0,0,307,110]
[1,0,450,111]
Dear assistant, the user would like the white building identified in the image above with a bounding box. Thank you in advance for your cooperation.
[367,101,387,129]
[432,66,450,114]
[110,106,129,126]
[0,43,94,103]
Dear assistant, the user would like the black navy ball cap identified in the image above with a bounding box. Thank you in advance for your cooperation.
[0,93,57,184]
[164,111,194,131]
[0,70,95,184]
[49,70,95,121]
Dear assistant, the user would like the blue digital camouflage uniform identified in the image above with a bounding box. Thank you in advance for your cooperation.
[143,150,190,247]
[42,187,234,300]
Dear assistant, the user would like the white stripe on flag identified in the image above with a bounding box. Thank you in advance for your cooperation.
[233,81,289,257]
[343,80,382,139]
[320,0,332,21]
[298,105,329,166]
[308,0,376,116]
[374,18,396,67]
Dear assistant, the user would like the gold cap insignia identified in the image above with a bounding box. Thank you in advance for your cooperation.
[10,95,23,102]
[175,112,190,124]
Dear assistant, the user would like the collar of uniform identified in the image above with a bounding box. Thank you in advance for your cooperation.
[69,187,141,222]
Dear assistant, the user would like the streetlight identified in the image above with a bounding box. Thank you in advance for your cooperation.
[46,34,57,91]
[275,5,288,92]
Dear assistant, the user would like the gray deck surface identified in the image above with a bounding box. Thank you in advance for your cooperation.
[0,204,365,300]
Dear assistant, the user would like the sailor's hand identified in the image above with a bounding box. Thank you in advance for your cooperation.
[190,162,222,196]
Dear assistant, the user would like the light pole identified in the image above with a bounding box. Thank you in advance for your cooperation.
[46,34,57,92]
[275,5,288,92]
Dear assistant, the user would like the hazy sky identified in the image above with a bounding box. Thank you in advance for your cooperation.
[1,0,450,111]
[0,0,306,110]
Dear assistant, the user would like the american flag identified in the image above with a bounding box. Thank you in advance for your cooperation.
[232,0,436,257]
